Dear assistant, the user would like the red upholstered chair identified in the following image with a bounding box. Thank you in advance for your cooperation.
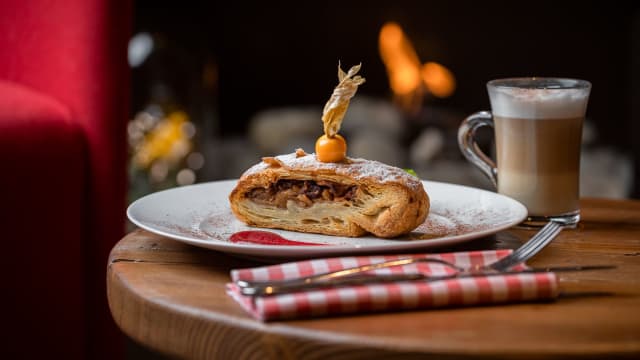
[0,1,130,358]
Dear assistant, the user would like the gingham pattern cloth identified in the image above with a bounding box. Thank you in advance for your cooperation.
[226,250,558,321]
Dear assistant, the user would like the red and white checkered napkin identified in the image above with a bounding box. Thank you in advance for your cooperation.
[226,250,558,321]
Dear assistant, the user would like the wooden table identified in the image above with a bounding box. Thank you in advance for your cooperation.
[108,198,640,359]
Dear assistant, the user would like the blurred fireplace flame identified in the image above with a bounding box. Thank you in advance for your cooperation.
[422,61,455,98]
[379,22,456,112]
[379,22,423,96]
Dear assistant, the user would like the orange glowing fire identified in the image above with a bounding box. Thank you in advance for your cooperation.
[422,61,455,98]
[379,22,456,112]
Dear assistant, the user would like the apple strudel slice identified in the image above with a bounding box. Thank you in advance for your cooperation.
[229,149,429,238]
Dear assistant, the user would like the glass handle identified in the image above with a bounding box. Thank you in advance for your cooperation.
[457,111,498,188]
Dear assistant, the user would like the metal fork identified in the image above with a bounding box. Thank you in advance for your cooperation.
[475,221,563,272]
[237,221,564,296]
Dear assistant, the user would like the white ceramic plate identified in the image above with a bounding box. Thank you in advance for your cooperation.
[127,180,527,258]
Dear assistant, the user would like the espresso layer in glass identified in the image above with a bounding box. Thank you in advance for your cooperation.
[495,115,582,216]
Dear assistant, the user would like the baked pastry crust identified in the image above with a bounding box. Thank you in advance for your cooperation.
[229,150,429,238]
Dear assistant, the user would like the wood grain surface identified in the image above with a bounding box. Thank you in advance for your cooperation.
[108,198,640,359]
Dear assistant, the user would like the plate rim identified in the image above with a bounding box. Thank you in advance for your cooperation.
[127,179,527,257]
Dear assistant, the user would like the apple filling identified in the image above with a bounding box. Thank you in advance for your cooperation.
[246,179,356,209]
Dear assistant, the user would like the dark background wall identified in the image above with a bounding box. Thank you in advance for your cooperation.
[132,0,639,196]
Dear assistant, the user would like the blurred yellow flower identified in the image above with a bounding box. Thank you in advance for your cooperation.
[133,110,193,169]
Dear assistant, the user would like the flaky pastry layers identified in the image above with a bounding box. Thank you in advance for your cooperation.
[229,150,429,238]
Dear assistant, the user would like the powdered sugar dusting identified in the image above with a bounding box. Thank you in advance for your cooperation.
[407,208,505,240]
[242,152,423,191]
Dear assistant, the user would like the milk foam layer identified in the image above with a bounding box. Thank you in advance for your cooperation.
[489,87,590,119]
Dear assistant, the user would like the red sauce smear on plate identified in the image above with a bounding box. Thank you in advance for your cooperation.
[230,230,325,246]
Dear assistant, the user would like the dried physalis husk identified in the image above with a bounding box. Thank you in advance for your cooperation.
[321,63,366,137]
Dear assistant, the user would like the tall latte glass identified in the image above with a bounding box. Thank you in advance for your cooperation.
[458,78,591,227]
